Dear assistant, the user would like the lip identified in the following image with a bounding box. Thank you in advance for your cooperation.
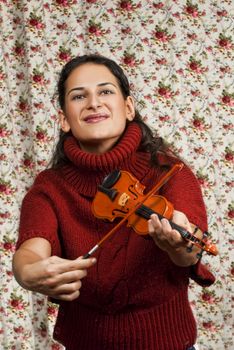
[83,113,109,123]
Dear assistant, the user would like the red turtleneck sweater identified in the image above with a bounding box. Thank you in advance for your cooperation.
[17,123,215,350]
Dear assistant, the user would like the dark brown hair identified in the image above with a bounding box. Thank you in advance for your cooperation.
[51,54,170,168]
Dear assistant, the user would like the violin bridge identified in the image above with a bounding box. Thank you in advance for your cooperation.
[118,192,130,207]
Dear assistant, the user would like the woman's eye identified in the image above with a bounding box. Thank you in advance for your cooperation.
[72,95,84,100]
[100,89,113,95]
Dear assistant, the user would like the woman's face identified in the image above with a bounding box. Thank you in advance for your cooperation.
[59,63,135,154]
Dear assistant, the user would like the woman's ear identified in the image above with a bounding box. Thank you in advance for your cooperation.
[58,110,71,132]
[125,96,135,121]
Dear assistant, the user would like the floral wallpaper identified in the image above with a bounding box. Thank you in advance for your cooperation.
[0,0,233,349]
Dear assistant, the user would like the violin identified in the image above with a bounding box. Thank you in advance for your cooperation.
[83,163,218,258]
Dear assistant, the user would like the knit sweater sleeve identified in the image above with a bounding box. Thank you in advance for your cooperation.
[16,172,61,257]
[160,162,215,286]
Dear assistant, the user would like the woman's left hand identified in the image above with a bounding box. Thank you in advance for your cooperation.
[148,210,201,266]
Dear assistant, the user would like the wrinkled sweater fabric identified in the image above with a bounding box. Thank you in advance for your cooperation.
[17,122,215,350]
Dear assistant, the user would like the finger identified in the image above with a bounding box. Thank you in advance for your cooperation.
[172,210,191,231]
[156,218,175,244]
[148,214,162,235]
[54,289,81,302]
[67,256,97,271]
[77,256,97,266]
[52,280,82,296]
[160,217,184,243]
[46,256,96,275]
[160,218,172,236]
[44,269,88,288]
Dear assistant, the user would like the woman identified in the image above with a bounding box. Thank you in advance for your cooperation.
[13,54,215,350]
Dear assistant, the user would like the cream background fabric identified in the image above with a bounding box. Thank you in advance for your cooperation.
[0,1,233,349]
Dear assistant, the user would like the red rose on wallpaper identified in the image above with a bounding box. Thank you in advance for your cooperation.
[28,14,45,29]
[153,2,164,9]
[0,211,10,220]
[191,90,201,97]
[188,56,207,74]
[88,21,103,36]
[47,305,58,317]
[221,91,234,107]
[120,1,133,11]
[13,326,24,334]
[56,0,69,6]
[202,321,215,330]
[157,82,173,99]
[123,53,136,67]
[184,1,204,18]
[156,58,167,65]
[193,119,203,129]
[185,5,199,17]
[36,131,46,141]
[159,115,170,122]
[154,26,173,42]
[57,22,68,30]
[2,241,15,252]
[121,27,131,34]
[0,124,11,137]
[32,68,46,85]
[0,68,6,80]
[14,43,25,57]
[23,157,34,169]
[218,33,233,49]
[33,74,43,84]
[201,291,215,303]
[224,147,234,162]
[0,181,14,195]
[219,66,231,74]
[228,209,234,219]
[187,33,197,41]
[18,97,29,112]
[58,47,72,62]
[196,171,210,187]
[9,298,25,310]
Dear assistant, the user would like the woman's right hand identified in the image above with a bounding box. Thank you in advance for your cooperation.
[12,238,96,301]
[23,255,96,301]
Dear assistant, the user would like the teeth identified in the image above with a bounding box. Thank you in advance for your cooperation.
[84,115,107,121]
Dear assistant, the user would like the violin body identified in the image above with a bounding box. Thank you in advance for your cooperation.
[91,169,218,257]
[92,171,174,235]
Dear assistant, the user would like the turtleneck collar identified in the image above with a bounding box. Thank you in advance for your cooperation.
[61,122,152,197]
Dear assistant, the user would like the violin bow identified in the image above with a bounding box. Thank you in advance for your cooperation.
[83,163,184,258]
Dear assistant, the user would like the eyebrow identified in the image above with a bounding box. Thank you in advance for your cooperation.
[67,82,117,95]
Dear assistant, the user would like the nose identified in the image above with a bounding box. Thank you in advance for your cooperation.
[87,93,102,110]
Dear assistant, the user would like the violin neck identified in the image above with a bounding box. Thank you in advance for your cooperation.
[136,205,201,244]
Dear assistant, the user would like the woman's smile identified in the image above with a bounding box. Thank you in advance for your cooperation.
[83,113,110,123]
